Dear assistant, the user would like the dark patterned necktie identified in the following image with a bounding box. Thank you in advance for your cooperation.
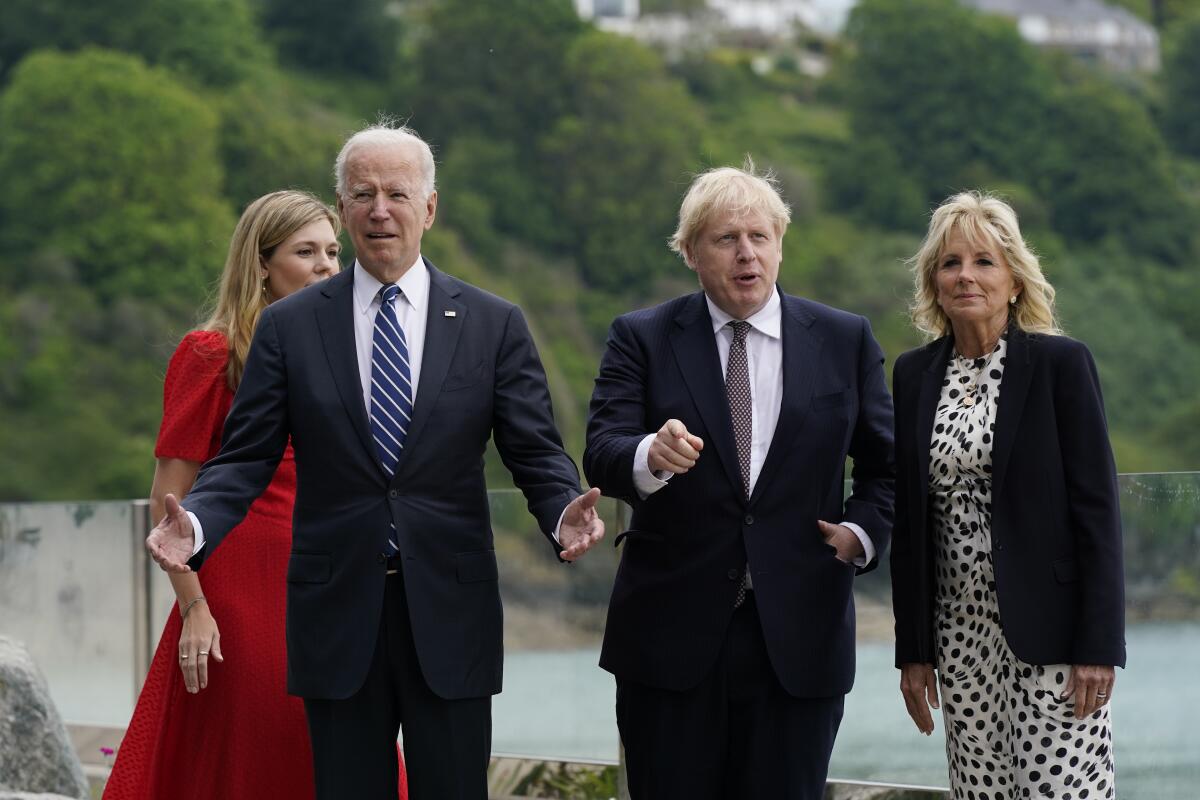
[726,321,753,499]
[726,321,753,607]
[370,284,412,554]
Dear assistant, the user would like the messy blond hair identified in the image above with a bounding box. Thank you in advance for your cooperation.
[201,190,339,388]
[908,191,1061,339]
[670,157,791,260]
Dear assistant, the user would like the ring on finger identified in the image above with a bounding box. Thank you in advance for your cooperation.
[198,651,209,656]
[180,654,189,660]
[1096,691,1108,698]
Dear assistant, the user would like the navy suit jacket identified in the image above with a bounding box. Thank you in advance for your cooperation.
[584,289,895,698]
[890,328,1126,669]
[183,261,581,700]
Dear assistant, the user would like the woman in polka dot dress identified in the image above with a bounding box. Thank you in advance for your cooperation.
[890,192,1125,800]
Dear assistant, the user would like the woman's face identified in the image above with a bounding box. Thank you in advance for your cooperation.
[934,228,1020,332]
[261,219,340,300]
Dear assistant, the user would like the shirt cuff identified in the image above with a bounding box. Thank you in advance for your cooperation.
[551,504,569,546]
[186,511,206,556]
[842,521,873,567]
[632,433,672,499]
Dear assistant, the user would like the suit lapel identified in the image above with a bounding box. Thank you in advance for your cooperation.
[990,328,1033,500]
[393,260,465,477]
[314,269,382,478]
[669,293,742,493]
[752,294,818,504]
[915,337,953,513]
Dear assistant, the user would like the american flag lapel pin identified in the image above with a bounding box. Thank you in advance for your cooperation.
[444,310,457,317]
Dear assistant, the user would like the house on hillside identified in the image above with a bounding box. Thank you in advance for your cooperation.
[575,0,640,33]
[962,0,1159,71]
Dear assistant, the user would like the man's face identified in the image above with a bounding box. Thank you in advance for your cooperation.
[336,143,437,280]
[684,207,782,320]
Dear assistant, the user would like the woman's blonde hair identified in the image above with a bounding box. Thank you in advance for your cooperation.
[201,190,339,388]
[908,191,1061,339]
[669,158,791,259]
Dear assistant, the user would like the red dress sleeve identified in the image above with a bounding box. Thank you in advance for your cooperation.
[154,330,234,463]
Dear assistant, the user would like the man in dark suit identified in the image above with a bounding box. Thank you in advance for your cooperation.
[584,163,894,798]
[146,123,605,799]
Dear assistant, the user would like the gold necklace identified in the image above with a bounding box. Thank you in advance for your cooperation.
[956,347,996,408]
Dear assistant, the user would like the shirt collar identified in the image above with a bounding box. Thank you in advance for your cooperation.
[353,255,429,316]
[705,286,782,340]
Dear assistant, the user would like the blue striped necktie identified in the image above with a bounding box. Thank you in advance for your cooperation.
[370,284,412,554]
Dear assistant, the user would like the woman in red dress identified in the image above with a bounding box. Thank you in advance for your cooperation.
[104,191,408,799]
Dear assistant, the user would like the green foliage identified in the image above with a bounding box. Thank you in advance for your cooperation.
[1038,78,1194,264]
[545,31,705,294]
[217,72,352,208]
[257,0,404,79]
[0,0,264,86]
[841,0,1051,204]
[412,0,583,156]
[1162,12,1200,157]
[1,0,1199,498]
[0,48,233,307]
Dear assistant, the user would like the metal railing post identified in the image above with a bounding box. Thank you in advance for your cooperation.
[130,499,153,696]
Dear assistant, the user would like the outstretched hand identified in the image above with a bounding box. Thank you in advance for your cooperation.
[146,493,196,574]
[559,487,605,562]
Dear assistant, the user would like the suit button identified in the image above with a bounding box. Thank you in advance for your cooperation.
[388,489,399,499]
[744,514,754,525]
[727,568,739,580]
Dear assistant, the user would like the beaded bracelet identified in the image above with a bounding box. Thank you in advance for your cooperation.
[180,596,207,620]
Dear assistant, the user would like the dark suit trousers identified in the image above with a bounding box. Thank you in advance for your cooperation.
[304,570,491,799]
[616,594,844,800]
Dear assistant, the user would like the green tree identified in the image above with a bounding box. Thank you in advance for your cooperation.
[544,31,705,294]
[840,0,1051,202]
[257,0,404,79]
[218,74,352,209]
[1038,79,1194,264]
[412,0,582,149]
[0,49,233,306]
[0,0,263,86]
[1162,11,1200,157]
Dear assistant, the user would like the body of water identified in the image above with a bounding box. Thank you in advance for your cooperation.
[492,622,1200,798]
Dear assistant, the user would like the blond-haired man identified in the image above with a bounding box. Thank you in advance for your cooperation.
[585,163,895,798]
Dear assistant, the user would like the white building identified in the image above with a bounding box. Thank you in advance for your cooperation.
[962,0,1159,71]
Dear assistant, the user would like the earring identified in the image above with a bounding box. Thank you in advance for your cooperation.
[1009,295,1017,305]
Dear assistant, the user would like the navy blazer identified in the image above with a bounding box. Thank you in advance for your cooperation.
[182,262,581,700]
[584,289,895,698]
[890,328,1126,669]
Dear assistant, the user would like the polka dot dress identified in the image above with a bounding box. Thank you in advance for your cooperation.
[929,335,1115,800]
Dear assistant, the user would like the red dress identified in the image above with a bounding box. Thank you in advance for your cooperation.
[104,330,408,800]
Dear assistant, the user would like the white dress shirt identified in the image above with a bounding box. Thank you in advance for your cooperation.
[352,257,429,413]
[632,288,874,566]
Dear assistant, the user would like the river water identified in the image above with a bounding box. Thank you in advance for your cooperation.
[493,622,1200,798]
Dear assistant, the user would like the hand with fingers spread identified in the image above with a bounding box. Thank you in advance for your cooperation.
[146,493,196,574]
[899,662,940,735]
[817,519,863,564]
[177,598,224,693]
[559,487,606,562]
[647,419,704,476]
[1061,664,1115,719]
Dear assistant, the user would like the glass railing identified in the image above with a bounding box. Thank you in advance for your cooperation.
[1,473,1197,798]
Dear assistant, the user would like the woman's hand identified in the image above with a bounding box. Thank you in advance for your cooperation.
[178,600,223,694]
[1061,664,1115,719]
[899,662,940,735]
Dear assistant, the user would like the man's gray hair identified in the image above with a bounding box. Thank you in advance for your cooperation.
[334,119,437,199]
